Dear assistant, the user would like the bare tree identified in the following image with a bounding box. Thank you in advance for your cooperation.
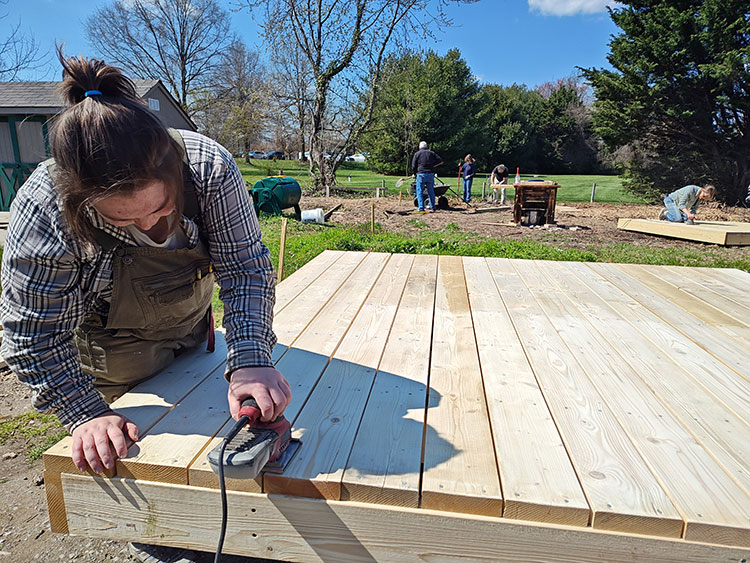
[192,40,270,156]
[86,0,235,114]
[271,45,314,161]
[0,0,44,81]
[247,0,477,188]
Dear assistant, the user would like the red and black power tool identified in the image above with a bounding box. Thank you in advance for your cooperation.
[207,396,300,479]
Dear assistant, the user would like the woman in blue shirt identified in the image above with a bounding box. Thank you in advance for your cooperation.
[460,154,476,203]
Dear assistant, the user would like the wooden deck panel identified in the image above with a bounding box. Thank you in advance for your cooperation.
[463,256,590,526]
[341,255,436,509]
[45,252,750,558]
[617,218,750,245]
[497,258,682,537]
[530,261,750,544]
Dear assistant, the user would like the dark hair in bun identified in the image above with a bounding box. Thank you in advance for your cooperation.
[51,47,184,244]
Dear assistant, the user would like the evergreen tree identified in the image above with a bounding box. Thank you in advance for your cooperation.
[362,49,487,176]
[582,1,750,202]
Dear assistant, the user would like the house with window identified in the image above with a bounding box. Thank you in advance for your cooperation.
[0,80,195,211]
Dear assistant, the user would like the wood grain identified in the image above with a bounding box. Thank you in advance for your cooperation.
[265,254,412,500]
[463,256,590,526]
[420,256,502,516]
[494,258,680,536]
[341,254,437,508]
[62,474,750,562]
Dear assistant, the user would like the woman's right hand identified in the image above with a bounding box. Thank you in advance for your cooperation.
[71,412,139,473]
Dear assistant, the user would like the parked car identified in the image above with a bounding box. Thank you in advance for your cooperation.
[248,150,267,159]
[266,150,285,160]
[345,153,366,162]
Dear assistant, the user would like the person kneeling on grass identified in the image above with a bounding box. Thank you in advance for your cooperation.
[659,184,716,224]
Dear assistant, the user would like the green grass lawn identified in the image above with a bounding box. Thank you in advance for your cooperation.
[236,160,642,205]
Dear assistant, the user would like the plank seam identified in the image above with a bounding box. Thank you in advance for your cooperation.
[463,256,506,510]
[418,254,441,509]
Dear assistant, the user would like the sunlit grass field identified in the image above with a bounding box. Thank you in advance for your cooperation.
[235,159,644,204]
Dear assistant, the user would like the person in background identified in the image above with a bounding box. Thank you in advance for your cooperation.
[659,184,716,224]
[460,154,476,203]
[490,163,509,203]
[411,141,443,212]
[0,52,291,563]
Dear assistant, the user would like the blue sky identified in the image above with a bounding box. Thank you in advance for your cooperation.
[7,0,621,88]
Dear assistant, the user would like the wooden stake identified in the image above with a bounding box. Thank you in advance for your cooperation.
[590,183,596,203]
[370,203,375,235]
[325,185,330,198]
[482,181,486,200]
[277,217,288,282]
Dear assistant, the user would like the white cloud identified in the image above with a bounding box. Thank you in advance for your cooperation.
[529,0,618,16]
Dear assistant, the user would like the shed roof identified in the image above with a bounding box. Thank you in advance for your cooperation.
[0,80,195,129]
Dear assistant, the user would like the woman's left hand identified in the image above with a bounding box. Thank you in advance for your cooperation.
[228,366,291,422]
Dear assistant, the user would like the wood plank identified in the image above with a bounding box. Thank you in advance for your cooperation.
[568,264,750,424]
[617,218,750,245]
[704,267,750,296]
[522,261,714,538]
[564,262,750,489]
[43,332,229,476]
[265,254,413,500]
[116,367,230,485]
[341,255,437,509]
[592,263,750,382]
[639,264,750,326]
[191,253,392,493]
[274,252,392,423]
[614,263,750,351]
[491,258,681,536]
[272,251,369,361]
[420,255,502,516]
[462,256,590,526]
[43,470,67,534]
[62,474,750,563]
[663,265,750,312]
[543,261,750,546]
[275,250,345,314]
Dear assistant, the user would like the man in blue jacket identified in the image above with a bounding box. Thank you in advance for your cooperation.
[659,184,716,224]
[411,141,443,212]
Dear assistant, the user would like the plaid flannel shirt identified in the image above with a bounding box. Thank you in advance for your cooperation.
[0,130,277,430]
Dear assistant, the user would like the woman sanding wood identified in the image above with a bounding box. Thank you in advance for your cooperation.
[0,53,291,486]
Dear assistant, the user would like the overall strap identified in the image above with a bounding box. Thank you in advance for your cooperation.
[167,128,200,223]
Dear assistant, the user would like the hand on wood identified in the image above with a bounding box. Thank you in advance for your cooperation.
[228,366,292,422]
[71,412,139,473]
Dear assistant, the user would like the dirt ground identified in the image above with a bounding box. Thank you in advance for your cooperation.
[306,193,750,260]
[1,196,749,562]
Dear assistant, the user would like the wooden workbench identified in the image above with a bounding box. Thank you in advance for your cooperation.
[512,181,560,225]
[44,251,750,561]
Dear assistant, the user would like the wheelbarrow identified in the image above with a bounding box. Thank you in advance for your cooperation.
[410,181,451,209]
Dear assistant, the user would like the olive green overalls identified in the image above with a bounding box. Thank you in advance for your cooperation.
[50,134,216,402]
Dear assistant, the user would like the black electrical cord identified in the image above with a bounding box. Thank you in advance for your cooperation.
[214,415,249,563]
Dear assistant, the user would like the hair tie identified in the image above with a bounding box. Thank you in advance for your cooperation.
[84,90,102,97]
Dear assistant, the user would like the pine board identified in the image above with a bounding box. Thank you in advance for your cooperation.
[617,218,750,245]
[462,256,590,526]
[62,474,749,563]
